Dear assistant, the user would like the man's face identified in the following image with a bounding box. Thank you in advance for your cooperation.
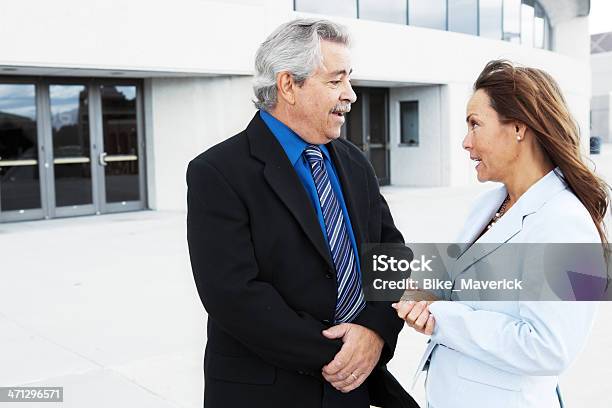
[292,40,357,144]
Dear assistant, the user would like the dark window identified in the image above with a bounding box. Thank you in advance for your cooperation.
[400,101,419,146]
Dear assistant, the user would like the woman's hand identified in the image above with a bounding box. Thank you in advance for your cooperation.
[392,300,436,335]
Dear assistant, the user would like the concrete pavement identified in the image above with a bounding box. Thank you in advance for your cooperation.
[1,145,611,407]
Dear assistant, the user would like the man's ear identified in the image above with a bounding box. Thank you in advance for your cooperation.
[276,71,296,105]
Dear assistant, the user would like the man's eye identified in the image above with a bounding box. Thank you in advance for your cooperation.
[470,122,479,130]
[330,80,341,85]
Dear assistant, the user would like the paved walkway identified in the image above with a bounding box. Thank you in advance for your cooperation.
[1,145,611,407]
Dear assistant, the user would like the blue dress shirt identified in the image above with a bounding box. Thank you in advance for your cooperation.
[260,110,361,275]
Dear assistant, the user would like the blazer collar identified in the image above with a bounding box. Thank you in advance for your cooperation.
[454,168,567,276]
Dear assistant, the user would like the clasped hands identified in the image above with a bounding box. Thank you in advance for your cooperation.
[320,323,383,393]
[392,289,440,335]
[319,291,438,393]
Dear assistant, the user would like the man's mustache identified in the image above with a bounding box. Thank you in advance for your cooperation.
[331,104,351,114]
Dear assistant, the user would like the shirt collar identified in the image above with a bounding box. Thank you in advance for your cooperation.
[259,110,331,165]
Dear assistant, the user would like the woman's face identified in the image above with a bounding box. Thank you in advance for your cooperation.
[463,89,520,183]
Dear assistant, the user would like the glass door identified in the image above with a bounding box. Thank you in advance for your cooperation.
[0,78,146,223]
[367,88,390,185]
[0,82,45,222]
[343,87,390,185]
[93,84,145,213]
[45,83,96,218]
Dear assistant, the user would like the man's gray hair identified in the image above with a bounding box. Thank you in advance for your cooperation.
[253,18,351,112]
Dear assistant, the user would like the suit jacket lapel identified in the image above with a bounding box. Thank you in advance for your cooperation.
[247,113,334,270]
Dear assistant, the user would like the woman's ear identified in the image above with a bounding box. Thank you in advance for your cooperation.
[515,122,528,141]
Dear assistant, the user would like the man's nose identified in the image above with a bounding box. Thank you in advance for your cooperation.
[341,82,357,104]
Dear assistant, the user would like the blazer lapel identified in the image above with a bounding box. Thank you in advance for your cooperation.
[327,140,369,251]
[452,186,520,279]
[246,113,335,270]
[453,169,568,279]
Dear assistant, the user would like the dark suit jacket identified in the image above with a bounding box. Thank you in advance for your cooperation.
[186,112,419,408]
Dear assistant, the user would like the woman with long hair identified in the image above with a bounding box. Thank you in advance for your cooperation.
[394,60,610,408]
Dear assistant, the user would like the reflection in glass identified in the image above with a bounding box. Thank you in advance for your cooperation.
[359,0,406,25]
[521,0,535,47]
[100,85,140,203]
[50,85,92,207]
[294,0,357,18]
[0,83,41,211]
[448,0,478,35]
[503,0,521,43]
[409,0,447,30]
[480,0,503,39]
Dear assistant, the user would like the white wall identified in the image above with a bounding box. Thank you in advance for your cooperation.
[1,0,591,205]
[591,94,611,142]
[441,83,476,187]
[148,76,256,211]
[592,52,612,96]
[389,86,442,186]
[590,52,612,144]
[0,0,291,75]
[553,16,591,60]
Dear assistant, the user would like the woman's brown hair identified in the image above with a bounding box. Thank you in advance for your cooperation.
[474,60,610,250]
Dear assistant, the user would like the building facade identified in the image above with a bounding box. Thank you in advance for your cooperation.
[591,31,612,144]
[0,0,592,222]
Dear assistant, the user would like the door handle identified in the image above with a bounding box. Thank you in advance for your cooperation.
[99,152,108,166]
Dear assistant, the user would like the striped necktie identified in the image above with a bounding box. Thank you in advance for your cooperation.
[303,145,366,323]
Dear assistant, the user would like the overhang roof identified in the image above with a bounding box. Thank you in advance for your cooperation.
[538,0,590,26]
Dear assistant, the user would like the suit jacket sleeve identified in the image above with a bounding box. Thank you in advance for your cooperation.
[187,158,341,375]
[352,192,405,365]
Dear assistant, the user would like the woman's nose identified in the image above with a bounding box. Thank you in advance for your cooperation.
[462,133,472,150]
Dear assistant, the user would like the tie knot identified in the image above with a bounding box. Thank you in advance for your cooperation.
[304,145,323,164]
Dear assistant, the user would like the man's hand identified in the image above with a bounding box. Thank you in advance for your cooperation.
[321,323,383,393]
[392,300,436,335]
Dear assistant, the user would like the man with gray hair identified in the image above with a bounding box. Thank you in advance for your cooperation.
[187,18,417,408]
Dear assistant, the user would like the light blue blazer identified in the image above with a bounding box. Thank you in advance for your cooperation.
[419,169,601,408]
